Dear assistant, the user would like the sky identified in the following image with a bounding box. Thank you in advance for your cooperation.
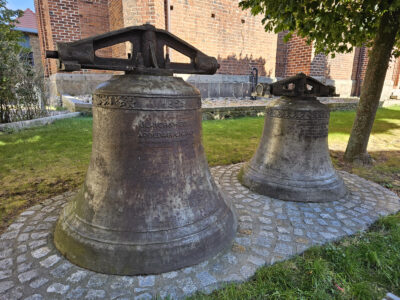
[6,0,35,12]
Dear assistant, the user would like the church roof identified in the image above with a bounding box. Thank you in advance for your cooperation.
[15,8,38,34]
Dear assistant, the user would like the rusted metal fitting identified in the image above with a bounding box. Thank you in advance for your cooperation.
[253,73,338,98]
[45,23,219,75]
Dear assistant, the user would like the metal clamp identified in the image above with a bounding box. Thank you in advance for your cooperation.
[45,23,219,75]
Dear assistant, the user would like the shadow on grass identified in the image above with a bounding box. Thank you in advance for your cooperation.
[330,150,400,196]
[329,106,400,135]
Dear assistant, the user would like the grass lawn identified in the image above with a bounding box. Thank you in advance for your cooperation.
[0,105,399,298]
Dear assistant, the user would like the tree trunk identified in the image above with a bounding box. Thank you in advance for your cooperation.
[344,11,400,163]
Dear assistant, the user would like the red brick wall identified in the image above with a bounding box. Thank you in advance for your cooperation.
[392,58,400,88]
[29,33,44,74]
[35,0,110,76]
[310,51,327,77]
[275,31,288,78]
[122,0,164,28]
[165,0,277,76]
[108,0,125,58]
[79,0,109,39]
[326,51,355,80]
[283,34,312,76]
[35,0,57,76]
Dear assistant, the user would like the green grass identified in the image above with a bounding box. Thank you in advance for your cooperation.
[0,106,400,299]
[189,215,400,300]
[0,117,92,229]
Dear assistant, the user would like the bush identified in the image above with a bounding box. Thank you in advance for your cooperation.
[0,1,48,124]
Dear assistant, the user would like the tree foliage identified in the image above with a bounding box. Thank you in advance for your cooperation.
[0,0,47,124]
[239,0,400,57]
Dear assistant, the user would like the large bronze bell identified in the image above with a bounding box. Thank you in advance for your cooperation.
[46,25,236,275]
[242,74,348,202]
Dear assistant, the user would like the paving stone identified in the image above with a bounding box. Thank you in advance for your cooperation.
[87,274,108,288]
[31,247,50,259]
[239,216,252,222]
[248,255,265,266]
[240,265,256,278]
[179,278,197,294]
[20,210,35,216]
[222,253,238,265]
[134,293,152,300]
[109,289,129,299]
[162,271,178,279]
[133,288,149,293]
[0,258,13,270]
[0,249,12,259]
[29,277,49,288]
[66,287,87,299]
[47,283,70,294]
[0,281,14,294]
[277,226,290,234]
[258,217,272,224]
[50,262,73,278]
[85,289,106,299]
[28,239,47,249]
[278,234,292,242]
[30,232,49,240]
[17,245,27,254]
[24,294,43,300]
[196,271,217,287]
[0,270,12,280]
[4,286,23,300]
[67,270,89,283]
[18,270,38,283]
[0,231,18,240]
[16,254,27,264]
[39,254,61,268]
[182,267,193,274]
[304,218,314,225]
[274,243,294,255]
[256,236,272,248]
[17,234,29,242]
[294,228,304,236]
[316,219,329,226]
[260,231,274,238]
[8,223,24,231]
[138,275,155,287]
[234,237,251,246]
[17,262,32,273]
[262,211,274,217]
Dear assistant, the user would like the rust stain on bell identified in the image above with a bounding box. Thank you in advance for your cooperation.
[242,73,348,202]
[46,24,236,275]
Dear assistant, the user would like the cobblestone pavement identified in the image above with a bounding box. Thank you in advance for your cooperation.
[0,163,399,300]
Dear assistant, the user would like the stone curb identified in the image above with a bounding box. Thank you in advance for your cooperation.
[0,113,81,132]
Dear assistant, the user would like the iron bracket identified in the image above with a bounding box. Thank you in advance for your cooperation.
[45,23,219,75]
[254,73,338,98]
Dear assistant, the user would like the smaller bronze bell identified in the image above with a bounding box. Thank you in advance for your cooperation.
[242,73,348,202]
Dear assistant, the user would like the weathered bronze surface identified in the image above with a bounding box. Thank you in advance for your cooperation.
[242,73,348,202]
[48,25,236,275]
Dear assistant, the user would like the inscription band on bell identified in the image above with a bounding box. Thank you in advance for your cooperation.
[93,94,201,110]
